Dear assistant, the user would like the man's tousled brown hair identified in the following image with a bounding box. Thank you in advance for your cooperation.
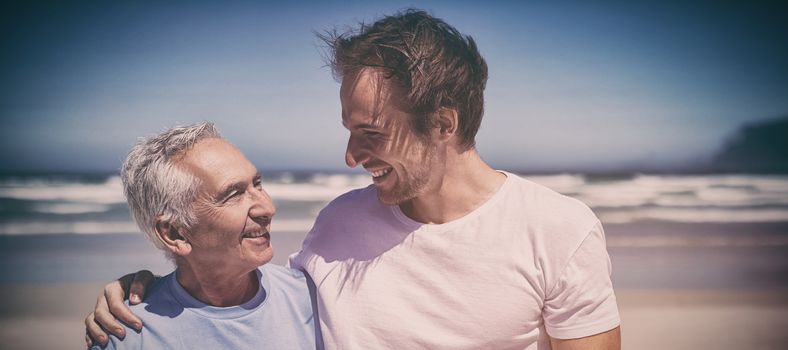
[321,9,488,150]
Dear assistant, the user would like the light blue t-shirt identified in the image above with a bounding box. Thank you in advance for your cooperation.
[94,264,320,349]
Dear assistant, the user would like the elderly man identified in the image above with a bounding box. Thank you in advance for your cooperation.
[91,123,318,349]
[88,9,619,350]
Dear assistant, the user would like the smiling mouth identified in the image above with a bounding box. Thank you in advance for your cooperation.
[367,167,392,178]
[241,229,270,239]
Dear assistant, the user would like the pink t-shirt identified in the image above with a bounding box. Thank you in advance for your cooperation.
[291,172,620,349]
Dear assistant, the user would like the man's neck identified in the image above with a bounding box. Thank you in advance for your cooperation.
[175,260,259,307]
[399,149,505,224]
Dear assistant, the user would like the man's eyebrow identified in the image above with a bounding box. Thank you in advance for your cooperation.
[213,180,245,202]
[342,120,378,130]
[214,173,262,201]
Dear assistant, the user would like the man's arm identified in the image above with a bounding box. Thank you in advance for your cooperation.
[543,221,621,347]
[550,326,621,350]
[84,270,156,347]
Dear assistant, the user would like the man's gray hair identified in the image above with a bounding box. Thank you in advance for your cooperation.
[121,122,221,251]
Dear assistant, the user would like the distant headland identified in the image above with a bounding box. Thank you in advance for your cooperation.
[709,116,788,174]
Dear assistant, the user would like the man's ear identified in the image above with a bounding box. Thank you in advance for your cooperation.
[432,107,459,142]
[154,217,192,257]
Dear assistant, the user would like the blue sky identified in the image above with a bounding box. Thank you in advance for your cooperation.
[1,1,786,172]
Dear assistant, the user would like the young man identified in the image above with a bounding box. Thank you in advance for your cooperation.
[87,10,620,349]
[91,123,319,349]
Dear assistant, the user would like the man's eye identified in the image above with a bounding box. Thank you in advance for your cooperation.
[224,191,241,202]
[254,180,263,189]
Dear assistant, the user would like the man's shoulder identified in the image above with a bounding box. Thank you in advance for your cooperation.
[258,265,313,313]
[292,183,408,266]
[127,272,179,317]
[499,173,600,247]
[94,275,175,350]
[259,265,308,291]
[322,184,378,212]
[311,184,386,227]
[504,172,596,220]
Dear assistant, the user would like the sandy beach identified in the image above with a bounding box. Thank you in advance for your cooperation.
[1,284,786,350]
[618,289,788,350]
[1,222,787,349]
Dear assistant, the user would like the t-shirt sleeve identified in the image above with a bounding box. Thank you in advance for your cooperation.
[287,250,303,270]
[542,220,620,339]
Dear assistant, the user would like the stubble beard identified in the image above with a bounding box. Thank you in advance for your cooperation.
[377,140,438,206]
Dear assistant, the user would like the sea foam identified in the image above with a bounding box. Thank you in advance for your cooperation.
[2,173,788,235]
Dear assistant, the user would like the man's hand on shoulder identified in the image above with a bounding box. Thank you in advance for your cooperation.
[84,270,156,347]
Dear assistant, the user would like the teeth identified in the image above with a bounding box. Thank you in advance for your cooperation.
[369,168,392,178]
[243,230,267,238]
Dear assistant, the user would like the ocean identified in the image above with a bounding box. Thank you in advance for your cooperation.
[2,171,788,350]
[1,171,787,288]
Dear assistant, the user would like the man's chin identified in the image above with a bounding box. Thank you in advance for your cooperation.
[243,242,274,267]
[376,194,400,206]
[375,186,414,206]
[251,252,274,268]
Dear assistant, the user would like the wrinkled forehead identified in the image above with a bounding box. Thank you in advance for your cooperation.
[175,138,254,185]
[177,138,232,166]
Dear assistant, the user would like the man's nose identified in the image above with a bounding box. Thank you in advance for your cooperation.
[345,136,366,168]
[248,187,276,219]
